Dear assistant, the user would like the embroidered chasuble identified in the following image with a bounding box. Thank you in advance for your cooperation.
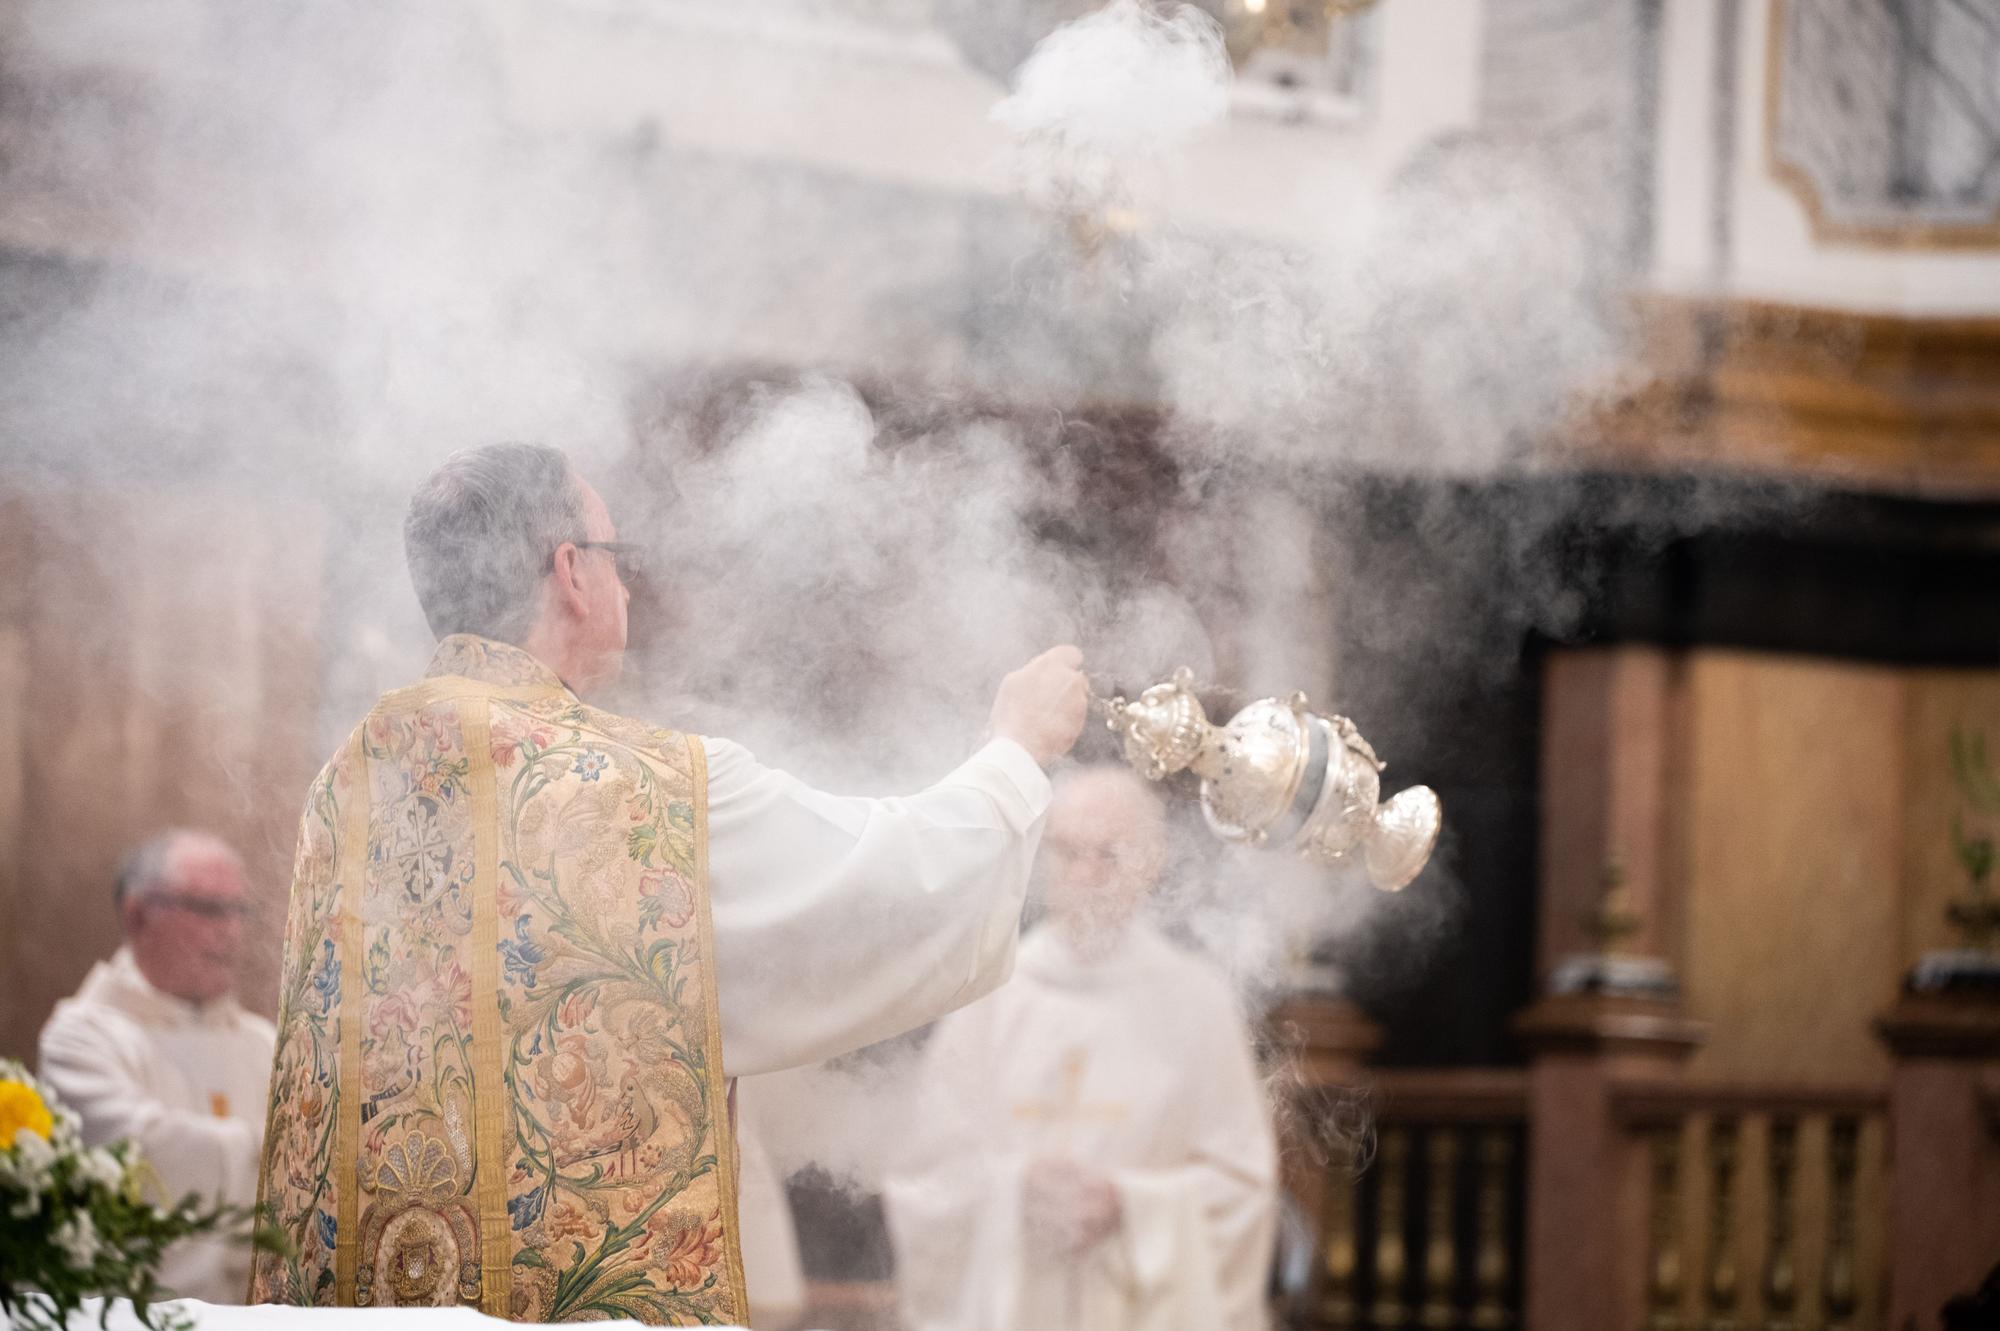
[251,635,744,1324]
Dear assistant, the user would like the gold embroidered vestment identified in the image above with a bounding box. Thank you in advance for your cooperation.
[251,635,744,1324]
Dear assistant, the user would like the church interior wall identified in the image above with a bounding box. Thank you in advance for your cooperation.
[0,2,1990,1045]
[0,486,327,1062]
[1532,485,2000,1065]
[1350,471,2000,1071]
[1651,0,1732,294]
[1650,0,2000,315]
[1730,0,2000,316]
[1,0,1997,1316]
[486,0,1488,251]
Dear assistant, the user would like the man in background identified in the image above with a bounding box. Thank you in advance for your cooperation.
[39,830,275,1304]
[885,765,1279,1331]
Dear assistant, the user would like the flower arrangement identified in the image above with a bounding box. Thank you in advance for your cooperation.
[0,1059,267,1331]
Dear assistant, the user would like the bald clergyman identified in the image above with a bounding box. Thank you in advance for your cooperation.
[250,443,1088,1324]
[884,765,1279,1331]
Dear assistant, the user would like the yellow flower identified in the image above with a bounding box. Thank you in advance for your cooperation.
[0,1078,54,1146]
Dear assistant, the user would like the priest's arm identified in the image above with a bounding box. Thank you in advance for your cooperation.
[704,734,1053,1076]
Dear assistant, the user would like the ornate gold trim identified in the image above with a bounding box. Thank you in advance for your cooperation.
[459,700,514,1317]
[334,726,371,1305]
[247,855,292,1301]
[687,735,749,1321]
[1765,0,2000,250]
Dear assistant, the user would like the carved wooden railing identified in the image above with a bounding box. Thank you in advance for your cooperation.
[1286,1071,1895,1331]
[1298,1069,1530,1331]
[1266,981,2000,1331]
[1613,1083,1889,1331]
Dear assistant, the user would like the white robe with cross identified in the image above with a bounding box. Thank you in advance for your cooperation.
[883,921,1279,1331]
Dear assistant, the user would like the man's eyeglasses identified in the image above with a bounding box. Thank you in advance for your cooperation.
[149,894,253,922]
[552,541,649,583]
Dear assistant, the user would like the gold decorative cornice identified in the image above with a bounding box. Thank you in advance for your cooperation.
[1570,296,2000,498]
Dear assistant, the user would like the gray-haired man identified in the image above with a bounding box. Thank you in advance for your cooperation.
[252,443,1088,1322]
[40,830,276,1305]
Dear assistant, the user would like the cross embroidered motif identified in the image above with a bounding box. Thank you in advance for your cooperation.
[1010,1047,1126,1145]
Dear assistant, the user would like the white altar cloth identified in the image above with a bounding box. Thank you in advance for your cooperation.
[68,1301,745,1331]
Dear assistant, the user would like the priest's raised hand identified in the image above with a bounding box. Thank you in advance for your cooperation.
[989,643,1090,768]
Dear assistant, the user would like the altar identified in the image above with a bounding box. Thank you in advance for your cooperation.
[74,1302,740,1331]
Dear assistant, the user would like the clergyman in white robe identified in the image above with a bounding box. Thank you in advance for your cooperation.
[38,832,276,1305]
[885,766,1278,1331]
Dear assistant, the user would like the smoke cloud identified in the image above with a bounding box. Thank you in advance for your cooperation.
[993,0,1231,213]
[0,0,1738,1275]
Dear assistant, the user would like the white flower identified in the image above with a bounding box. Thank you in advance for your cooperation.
[9,1128,55,1188]
[53,1212,100,1269]
[76,1147,125,1193]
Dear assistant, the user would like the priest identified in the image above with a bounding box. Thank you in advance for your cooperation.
[39,831,276,1305]
[883,765,1278,1331]
[250,443,1088,1323]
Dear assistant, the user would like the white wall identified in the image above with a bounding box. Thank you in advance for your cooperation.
[1651,0,1725,291]
[490,0,1486,251]
[1653,0,2000,315]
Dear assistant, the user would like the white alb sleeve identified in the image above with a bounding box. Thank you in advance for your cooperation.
[703,735,1052,1075]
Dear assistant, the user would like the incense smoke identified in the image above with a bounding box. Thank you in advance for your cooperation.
[0,0,1683,1260]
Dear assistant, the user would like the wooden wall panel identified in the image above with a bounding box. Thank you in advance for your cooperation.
[0,487,325,1063]
[1678,651,1905,1084]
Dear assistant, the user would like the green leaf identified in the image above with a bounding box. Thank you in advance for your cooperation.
[1953,812,1997,882]
[1952,726,2000,812]
[645,939,679,985]
[365,930,392,995]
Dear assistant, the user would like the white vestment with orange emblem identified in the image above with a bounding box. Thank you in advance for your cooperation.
[39,946,275,1305]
